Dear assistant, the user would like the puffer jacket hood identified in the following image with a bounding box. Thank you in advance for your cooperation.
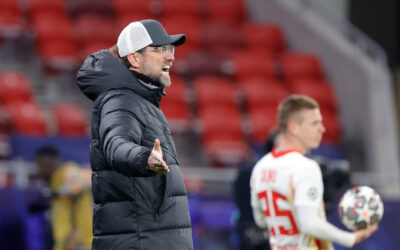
[77,50,164,107]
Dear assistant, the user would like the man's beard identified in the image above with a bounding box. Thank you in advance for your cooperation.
[146,72,170,88]
[142,61,171,88]
[160,73,171,88]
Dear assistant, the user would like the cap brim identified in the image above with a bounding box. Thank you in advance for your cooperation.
[151,34,186,47]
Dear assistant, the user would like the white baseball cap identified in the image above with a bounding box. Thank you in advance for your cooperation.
[117,19,186,57]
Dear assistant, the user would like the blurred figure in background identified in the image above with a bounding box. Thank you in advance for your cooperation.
[250,95,377,249]
[29,146,92,250]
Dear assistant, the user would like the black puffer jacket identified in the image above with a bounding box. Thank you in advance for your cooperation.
[77,50,193,250]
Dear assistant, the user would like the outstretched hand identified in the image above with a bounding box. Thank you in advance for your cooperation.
[147,139,170,174]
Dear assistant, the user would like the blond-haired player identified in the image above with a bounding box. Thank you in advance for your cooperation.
[250,94,377,249]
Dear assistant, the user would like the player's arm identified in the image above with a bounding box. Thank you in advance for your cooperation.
[297,206,355,247]
[294,163,355,246]
[297,206,377,247]
[295,162,377,247]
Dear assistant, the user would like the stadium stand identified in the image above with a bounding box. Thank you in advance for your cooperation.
[160,75,191,132]
[0,0,25,39]
[112,0,154,19]
[6,103,47,136]
[204,0,246,25]
[31,11,78,72]
[160,0,202,19]
[52,103,87,136]
[162,16,201,60]
[232,50,278,81]
[1,0,399,249]
[73,14,116,60]
[0,0,346,168]
[243,22,287,55]
[0,71,33,106]
[281,52,324,82]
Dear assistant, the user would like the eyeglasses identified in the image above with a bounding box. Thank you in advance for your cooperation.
[140,45,175,57]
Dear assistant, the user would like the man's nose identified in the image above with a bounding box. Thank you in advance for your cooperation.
[165,50,175,61]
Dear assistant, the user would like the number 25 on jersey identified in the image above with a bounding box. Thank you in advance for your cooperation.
[257,190,299,236]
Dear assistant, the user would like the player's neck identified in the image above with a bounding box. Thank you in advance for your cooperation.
[278,135,308,155]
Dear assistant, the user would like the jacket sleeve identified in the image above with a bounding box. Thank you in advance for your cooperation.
[98,93,155,177]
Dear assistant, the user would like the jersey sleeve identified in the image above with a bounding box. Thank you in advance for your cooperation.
[297,206,356,247]
[293,161,323,207]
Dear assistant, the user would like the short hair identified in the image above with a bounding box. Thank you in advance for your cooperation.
[277,94,319,131]
[121,56,131,68]
[109,44,144,69]
[35,146,59,158]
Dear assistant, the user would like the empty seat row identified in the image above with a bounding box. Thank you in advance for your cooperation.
[0,102,88,136]
[0,71,88,136]
[183,50,323,84]
[160,73,341,167]
[30,14,288,70]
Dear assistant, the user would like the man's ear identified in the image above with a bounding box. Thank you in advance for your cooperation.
[127,53,140,68]
[287,121,298,136]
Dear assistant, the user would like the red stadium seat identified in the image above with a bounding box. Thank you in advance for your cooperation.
[200,106,242,138]
[116,14,156,33]
[27,0,66,16]
[240,78,289,111]
[67,0,113,17]
[161,0,201,18]
[0,72,33,106]
[160,76,190,131]
[74,14,116,59]
[232,50,277,81]
[290,79,337,110]
[199,106,248,165]
[37,39,79,71]
[184,52,226,77]
[74,14,116,49]
[80,41,114,60]
[248,108,278,144]
[321,109,341,143]
[31,11,79,71]
[244,22,286,55]
[163,17,201,59]
[204,0,246,24]
[32,11,74,41]
[0,107,13,134]
[53,103,87,136]
[0,0,25,39]
[201,22,246,57]
[112,0,154,18]
[281,53,324,82]
[7,103,47,135]
[194,76,237,109]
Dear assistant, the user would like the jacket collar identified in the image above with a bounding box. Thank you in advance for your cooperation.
[77,50,165,107]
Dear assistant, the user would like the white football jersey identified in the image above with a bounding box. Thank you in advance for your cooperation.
[251,149,333,250]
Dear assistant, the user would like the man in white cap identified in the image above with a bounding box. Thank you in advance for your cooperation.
[77,19,192,250]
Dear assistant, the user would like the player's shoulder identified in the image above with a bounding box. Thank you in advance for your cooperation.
[295,154,320,172]
[275,150,320,173]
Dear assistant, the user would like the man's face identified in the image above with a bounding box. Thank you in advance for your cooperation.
[138,45,175,88]
[294,108,325,151]
[36,156,58,182]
